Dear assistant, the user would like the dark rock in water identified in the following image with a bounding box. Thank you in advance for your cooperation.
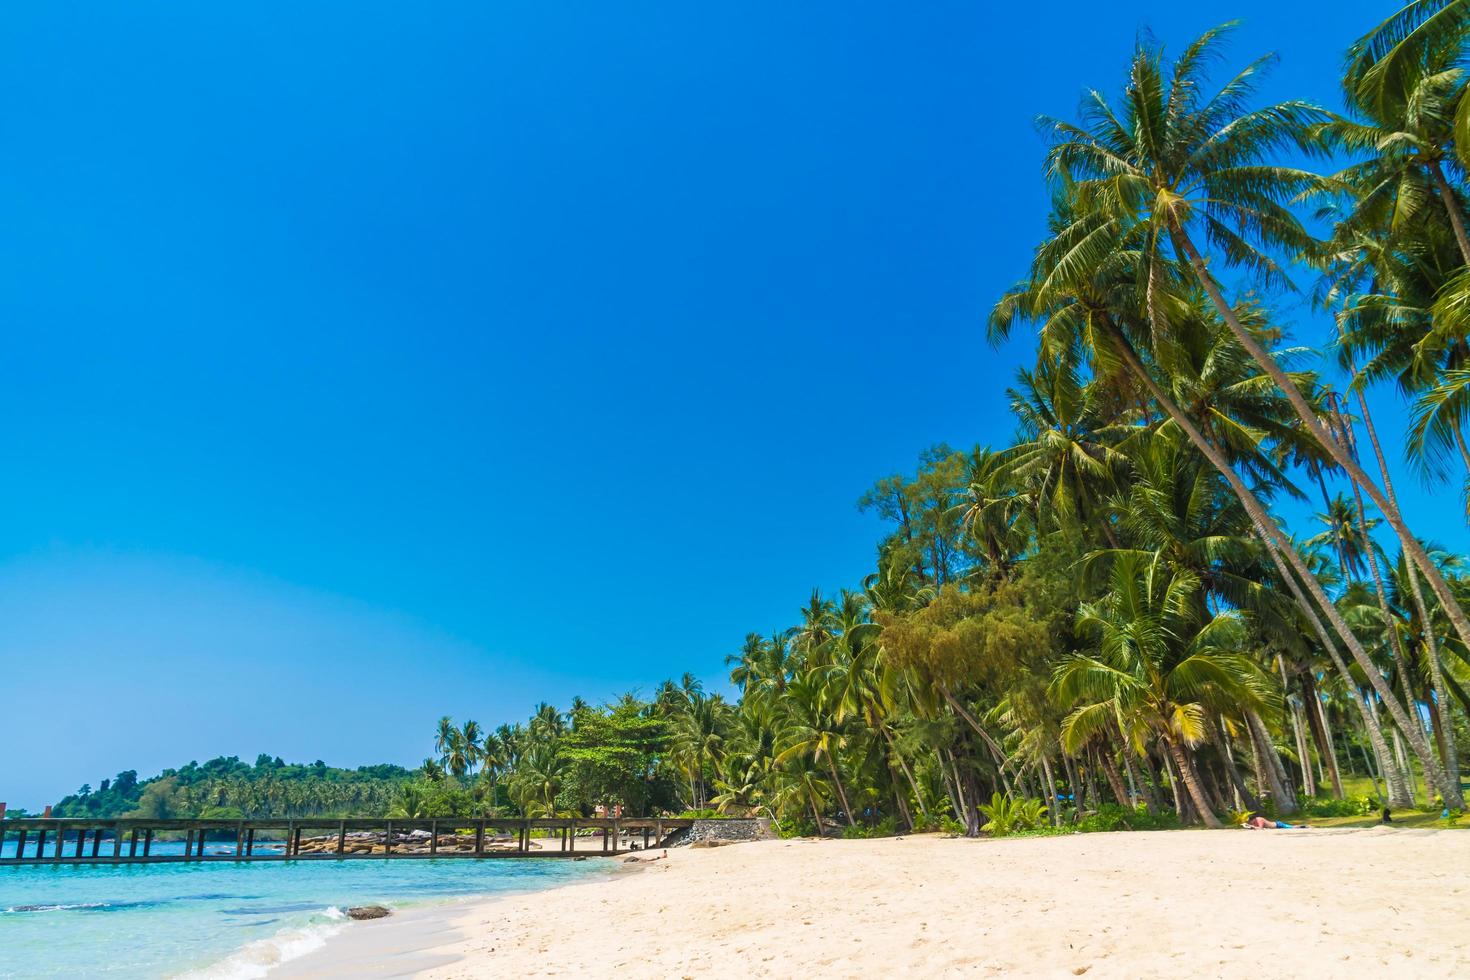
[622,855,641,863]
[573,856,588,861]
[346,905,391,921]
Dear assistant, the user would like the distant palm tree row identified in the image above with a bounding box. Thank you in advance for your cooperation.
[427,6,1470,835]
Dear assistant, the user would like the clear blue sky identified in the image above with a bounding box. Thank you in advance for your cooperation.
[2,1,1448,808]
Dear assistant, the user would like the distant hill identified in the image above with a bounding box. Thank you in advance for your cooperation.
[50,755,413,820]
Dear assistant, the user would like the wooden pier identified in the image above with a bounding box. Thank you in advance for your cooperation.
[0,816,697,865]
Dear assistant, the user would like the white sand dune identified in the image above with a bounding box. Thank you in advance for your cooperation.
[278,827,1470,978]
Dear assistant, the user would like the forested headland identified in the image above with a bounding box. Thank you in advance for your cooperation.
[32,4,1470,837]
[38,756,412,821]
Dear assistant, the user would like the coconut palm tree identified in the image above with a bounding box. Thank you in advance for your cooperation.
[1054,552,1270,827]
[1042,24,1470,718]
[775,669,857,826]
[1003,360,1129,541]
[670,693,729,810]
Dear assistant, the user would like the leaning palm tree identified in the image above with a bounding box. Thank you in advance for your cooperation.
[993,195,1428,807]
[1043,23,1470,708]
[1035,26,1463,806]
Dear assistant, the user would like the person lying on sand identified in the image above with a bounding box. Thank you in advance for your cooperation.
[1242,815,1307,829]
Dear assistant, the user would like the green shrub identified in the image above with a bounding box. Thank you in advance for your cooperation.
[978,793,1048,837]
[1073,803,1180,833]
[1299,795,1376,818]
[674,808,722,820]
[841,817,900,839]
[776,818,818,839]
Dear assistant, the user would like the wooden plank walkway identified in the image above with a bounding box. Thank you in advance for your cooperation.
[0,817,696,865]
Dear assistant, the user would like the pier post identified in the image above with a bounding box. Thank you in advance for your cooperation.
[384,820,393,857]
[53,828,64,860]
[246,828,255,856]
[112,825,122,858]
[129,828,138,857]
[91,830,101,858]
[285,821,295,858]
[14,829,27,860]
[185,830,195,859]
[292,825,302,858]
[143,828,153,857]
[35,828,46,860]
[474,820,484,857]
[430,820,438,855]
[337,821,347,856]
[236,822,245,858]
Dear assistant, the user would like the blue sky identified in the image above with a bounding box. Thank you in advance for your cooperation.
[1,1,1450,808]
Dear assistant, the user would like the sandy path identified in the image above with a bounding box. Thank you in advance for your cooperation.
[293,827,1470,978]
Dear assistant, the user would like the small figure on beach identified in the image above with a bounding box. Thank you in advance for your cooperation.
[1382,806,1393,825]
[1242,816,1305,830]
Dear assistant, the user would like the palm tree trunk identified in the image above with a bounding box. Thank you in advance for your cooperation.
[1291,698,1313,798]
[879,724,928,817]
[823,756,856,827]
[1098,743,1130,807]
[1245,709,1293,813]
[1063,754,1083,812]
[807,787,825,832]
[1165,737,1221,827]
[1040,755,1061,826]
[1301,673,1345,799]
[889,771,915,830]
[1121,746,1159,815]
[1278,661,1313,797]
[1345,387,1466,807]
[1390,724,1419,806]
[1163,749,1189,821]
[1174,229,1470,731]
[1453,425,1470,490]
[1213,717,1256,811]
[938,684,1013,790]
[1354,717,1384,799]
[1427,159,1470,266]
[945,748,980,836]
[1097,313,1449,803]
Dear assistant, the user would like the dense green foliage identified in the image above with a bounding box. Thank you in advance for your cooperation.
[52,755,412,819]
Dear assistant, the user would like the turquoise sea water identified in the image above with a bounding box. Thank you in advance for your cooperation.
[0,840,610,978]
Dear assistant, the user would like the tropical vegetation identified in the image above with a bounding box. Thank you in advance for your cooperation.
[40,4,1470,837]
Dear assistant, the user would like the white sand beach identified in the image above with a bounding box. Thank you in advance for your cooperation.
[275,827,1470,978]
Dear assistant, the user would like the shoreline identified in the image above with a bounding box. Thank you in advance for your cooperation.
[270,828,1469,978]
[260,858,634,979]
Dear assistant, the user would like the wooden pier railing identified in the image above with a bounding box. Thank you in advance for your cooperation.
[0,816,698,865]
